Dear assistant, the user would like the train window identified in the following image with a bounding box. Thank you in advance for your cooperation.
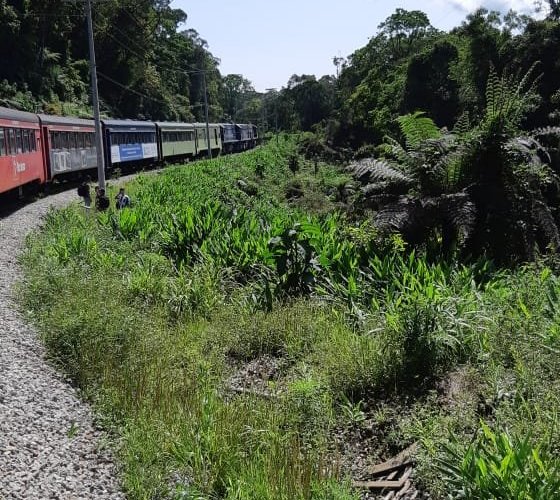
[22,129,29,153]
[8,129,16,155]
[214,129,218,145]
[15,129,23,154]
[0,129,4,156]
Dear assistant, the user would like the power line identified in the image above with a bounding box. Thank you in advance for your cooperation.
[97,71,171,105]
[94,18,211,77]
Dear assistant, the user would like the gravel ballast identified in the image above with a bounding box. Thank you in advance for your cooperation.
[0,190,123,499]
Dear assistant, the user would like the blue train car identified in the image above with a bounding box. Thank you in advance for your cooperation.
[101,119,157,170]
[220,123,238,154]
[236,124,256,151]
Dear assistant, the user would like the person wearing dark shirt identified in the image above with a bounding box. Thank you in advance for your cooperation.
[95,188,110,211]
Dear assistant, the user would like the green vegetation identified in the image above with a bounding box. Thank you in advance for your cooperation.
[12,2,560,498]
[21,135,560,498]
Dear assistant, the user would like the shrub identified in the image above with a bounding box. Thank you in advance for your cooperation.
[438,422,560,499]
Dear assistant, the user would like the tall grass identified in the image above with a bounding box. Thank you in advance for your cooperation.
[20,137,560,498]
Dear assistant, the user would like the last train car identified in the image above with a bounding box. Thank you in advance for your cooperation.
[236,124,255,151]
[102,119,157,171]
[0,107,44,195]
[38,114,97,180]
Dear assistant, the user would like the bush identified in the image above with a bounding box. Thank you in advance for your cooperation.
[438,422,560,499]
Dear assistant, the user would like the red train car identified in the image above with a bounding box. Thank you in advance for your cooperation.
[0,107,45,195]
[38,115,97,180]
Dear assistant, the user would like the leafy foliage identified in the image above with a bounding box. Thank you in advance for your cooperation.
[438,422,560,499]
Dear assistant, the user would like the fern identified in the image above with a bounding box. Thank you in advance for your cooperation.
[532,126,560,138]
[396,111,441,149]
[347,158,413,185]
[453,112,471,135]
[484,63,542,130]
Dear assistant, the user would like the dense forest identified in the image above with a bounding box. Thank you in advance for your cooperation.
[2,0,560,146]
[0,0,261,122]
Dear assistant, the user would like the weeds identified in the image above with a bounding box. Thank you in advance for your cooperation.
[19,137,560,498]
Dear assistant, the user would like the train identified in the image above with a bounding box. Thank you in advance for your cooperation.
[0,106,258,195]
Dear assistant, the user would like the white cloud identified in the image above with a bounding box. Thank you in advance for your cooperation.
[443,0,541,14]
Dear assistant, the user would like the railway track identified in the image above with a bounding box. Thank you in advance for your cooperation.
[0,184,124,499]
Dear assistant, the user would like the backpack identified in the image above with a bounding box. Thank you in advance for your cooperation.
[97,196,110,210]
[77,184,88,198]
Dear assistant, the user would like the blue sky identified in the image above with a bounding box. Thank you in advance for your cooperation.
[172,1,541,92]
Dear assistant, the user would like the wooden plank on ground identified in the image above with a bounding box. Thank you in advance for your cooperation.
[352,479,405,490]
[368,459,413,477]
[353,466,413,491]
[367,442,418,475]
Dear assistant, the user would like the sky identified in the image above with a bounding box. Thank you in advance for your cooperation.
[172,0,543,92]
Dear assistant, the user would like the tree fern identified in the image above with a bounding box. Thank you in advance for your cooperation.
[484,63,541,131]
[382,136,412,165]
[396,111,441,149]
[347,158,413,185]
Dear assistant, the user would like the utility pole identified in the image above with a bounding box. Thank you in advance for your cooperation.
[202,71,212,160]
[85,0,105,190]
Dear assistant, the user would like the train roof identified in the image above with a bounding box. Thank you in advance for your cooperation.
[102,119,156,131]
[0,106,39,123]
[155,121,195,130]
[38,114,94,127]
[193,122,220,128]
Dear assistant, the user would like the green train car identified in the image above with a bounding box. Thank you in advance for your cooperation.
[157,122,223,161]
[156,122,197,160]
[193,123,222,158]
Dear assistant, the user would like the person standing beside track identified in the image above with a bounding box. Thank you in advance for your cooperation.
[77,180,92,208]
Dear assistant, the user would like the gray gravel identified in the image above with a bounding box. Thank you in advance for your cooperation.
[0,189,124,499]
